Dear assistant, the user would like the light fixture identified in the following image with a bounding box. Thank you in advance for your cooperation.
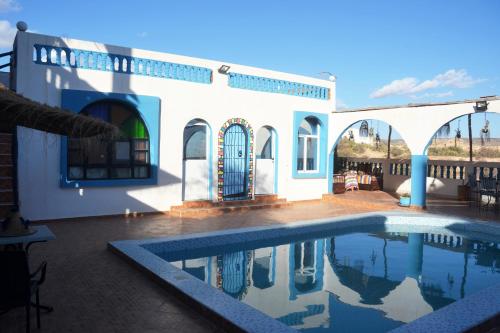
[318,71,336,82]
[218,65,231,75]
[475,100,488,112]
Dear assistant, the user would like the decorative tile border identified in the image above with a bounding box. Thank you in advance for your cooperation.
[228,72,330,100]
[217,118,254,202]
[109,212,500,333]
[33,44,212,84]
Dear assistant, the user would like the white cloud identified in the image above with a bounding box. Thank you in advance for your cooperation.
[336,98,348,110]
[136,32,148,38]
[370,69,484,99]
[0,20,17,48]
[0,0,21,12]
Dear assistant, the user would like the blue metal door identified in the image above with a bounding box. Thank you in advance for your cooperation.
[223,124,248,201]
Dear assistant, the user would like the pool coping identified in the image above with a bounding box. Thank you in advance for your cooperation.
[108,211,500,333]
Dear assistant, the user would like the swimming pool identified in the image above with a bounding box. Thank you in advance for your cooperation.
[109,213,500,333]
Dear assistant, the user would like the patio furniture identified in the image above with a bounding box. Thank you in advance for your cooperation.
[344,172,359,191]
[467,174,480,207]
[0,251,49,333]
[0,225,56,253]
[333,174,345,194]
[357,174,383,191]
[479,177,497,208]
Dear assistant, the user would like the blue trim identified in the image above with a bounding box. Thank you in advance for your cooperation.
[328,149,334,193]
[34,44,212,84]
[60,90,160,188]
[292,111,328,179]
[273,129,279,194]
[410,154,428,207]
[228,73,329,100]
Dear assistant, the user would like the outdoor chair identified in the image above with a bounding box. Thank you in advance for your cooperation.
[479,177,497,208]
[467,174,480,207]
[0,251,48,333]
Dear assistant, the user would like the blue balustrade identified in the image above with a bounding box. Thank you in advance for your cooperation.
[33,44,212,84]
[228,72,329,100]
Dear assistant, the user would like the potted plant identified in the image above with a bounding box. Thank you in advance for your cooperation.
[399,193,411,207]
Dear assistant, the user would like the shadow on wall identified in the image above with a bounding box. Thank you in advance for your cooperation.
[16,36,187,220]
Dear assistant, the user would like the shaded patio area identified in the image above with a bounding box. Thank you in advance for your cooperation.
[1,192,498,333]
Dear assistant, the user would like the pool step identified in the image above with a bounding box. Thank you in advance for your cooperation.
[171,195,287,218]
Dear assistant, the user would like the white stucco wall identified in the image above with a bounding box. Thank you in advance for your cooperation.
[13,32,335,220]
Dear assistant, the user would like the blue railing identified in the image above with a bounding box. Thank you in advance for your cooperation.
[33,44,212,84]
[228,73,329,100]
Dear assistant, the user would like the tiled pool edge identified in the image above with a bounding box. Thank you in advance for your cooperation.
[108,212,500,333]
[108,238,295,333]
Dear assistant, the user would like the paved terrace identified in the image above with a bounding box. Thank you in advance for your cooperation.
[1,192,498,333]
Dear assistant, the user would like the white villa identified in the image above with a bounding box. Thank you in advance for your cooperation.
[3,29,500,221]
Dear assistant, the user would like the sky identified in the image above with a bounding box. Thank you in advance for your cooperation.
[0,0,499,139]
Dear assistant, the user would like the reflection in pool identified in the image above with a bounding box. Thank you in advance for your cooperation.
[168,231,500,332]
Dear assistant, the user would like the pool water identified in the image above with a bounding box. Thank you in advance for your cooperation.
[166,228,500,332]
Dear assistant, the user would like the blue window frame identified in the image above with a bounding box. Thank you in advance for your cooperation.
[292,111,328,179]
[60,90,160,188]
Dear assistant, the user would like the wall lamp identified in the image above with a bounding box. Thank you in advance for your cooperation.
[218,65,231,75]
[475,100,488,112]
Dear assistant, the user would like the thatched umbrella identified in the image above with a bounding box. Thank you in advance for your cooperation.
[0,84,119,233]
[0,84,118,137]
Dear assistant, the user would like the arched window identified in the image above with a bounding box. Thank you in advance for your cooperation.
[256,127,273,159]
[297,117,319,171]
[67,101,150,180]
[183,124,207,160]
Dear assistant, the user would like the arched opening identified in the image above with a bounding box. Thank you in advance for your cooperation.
[222,124,249,201]
[67,100,150,180]
[424,111,500,204]
[255,126,277,194]
[331,119,410,196]
[182,119,211,201]
[218,118,254,202]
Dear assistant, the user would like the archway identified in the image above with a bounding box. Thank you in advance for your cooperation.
[217,118,254,201]
[255,126,278,194]
[329,119,411,196]
[182,119,211,201]
[424,111,500,202]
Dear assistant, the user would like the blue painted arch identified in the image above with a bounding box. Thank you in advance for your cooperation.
[60,89,160,188]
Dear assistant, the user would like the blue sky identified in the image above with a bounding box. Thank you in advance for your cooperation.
[0,0,499,138]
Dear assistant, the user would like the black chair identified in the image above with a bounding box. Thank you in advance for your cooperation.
[0,251,48,333]
[467,174,480,207]
[479,177,497,208]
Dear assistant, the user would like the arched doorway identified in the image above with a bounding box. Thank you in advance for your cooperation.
[223,124,248,201]
[182,119,211,201]
[217,118,254,201]
[255,126,277,194]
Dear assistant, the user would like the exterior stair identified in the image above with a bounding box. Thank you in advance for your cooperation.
[0,132,15,219]
[170,194,288,218]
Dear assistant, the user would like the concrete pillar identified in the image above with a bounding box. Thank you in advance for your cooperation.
[410,155,428,208]
[407,233,424,279]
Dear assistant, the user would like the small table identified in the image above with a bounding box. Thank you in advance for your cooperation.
[0,225,56,252]
[1,225,56,312]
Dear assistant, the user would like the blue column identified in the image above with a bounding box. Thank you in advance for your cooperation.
[411,154,428,208]
[328,149,334,193]
[407,233,424,279]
